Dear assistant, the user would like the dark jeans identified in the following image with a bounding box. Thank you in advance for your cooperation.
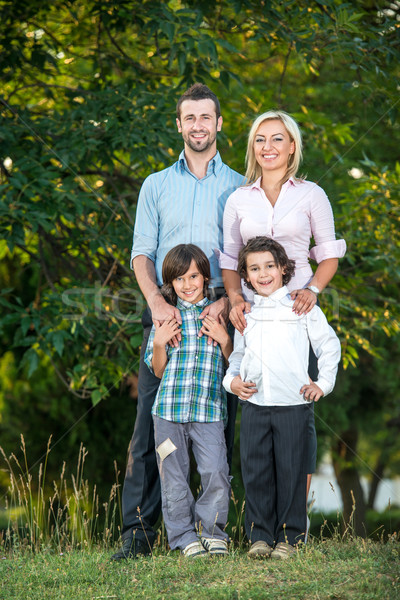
[121,305,238,545]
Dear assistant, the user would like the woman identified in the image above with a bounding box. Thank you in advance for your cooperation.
[219,110,346,505]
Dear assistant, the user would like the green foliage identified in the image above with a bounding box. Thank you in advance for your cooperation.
[326,163,400,367]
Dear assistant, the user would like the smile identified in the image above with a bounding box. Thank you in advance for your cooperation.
[258,281,271,285]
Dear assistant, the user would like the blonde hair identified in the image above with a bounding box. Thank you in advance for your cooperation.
[245,110,303,185]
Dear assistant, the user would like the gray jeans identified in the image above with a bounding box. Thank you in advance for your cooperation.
[153,416,231,551]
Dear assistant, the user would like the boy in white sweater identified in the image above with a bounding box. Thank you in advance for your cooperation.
[223,236,341,559]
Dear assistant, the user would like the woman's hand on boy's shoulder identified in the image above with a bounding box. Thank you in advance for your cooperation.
[229,299,251,335]
[290,288,317,315]
[300,381,324,402]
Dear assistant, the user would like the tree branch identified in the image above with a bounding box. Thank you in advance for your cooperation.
[278,40,293,106]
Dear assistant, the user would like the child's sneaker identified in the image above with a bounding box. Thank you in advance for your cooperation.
[270,542,297,560]
[182,541,207,558]
[247,540,273,558]
[201,538,229,556]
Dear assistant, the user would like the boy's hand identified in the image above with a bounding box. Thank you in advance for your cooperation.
[151,296,182,347]
[201,315,229,346]
[300,382,324,402]
[199,297,229,345]
[153,318,181,348]
[231,375,258,400]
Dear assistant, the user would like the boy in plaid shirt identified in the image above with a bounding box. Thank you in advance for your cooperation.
[144,244,232,558]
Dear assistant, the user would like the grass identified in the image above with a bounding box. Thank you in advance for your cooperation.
[0,437,120,553]
[1,437,399,599]
[0,537,399,600]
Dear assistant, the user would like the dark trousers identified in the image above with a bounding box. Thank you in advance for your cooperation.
[240,401,310,547]
[306,297,322,474]
[121,306,237,545]
[307,345,318,473]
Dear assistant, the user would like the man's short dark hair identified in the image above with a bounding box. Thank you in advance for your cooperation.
[176,83,221,120]
[238,236,296,290]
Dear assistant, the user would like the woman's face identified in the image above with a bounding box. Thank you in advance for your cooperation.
[253,119,295,176]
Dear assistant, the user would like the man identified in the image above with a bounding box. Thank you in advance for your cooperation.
[111,83,244,560]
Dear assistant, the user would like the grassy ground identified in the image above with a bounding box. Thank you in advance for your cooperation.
[1,537,399,600]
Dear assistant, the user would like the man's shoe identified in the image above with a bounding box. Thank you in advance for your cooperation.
[247,540,273,558]
[201,538,229,556]
[110,537,151,561]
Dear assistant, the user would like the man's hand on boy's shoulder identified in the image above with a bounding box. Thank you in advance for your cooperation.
[151,296,182,347]
[199,296,229,321]
[300,381,324,402]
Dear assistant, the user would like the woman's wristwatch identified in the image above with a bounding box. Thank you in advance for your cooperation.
[306,285,320,295]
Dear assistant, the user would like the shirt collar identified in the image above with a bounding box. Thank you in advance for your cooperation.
[178,150,222,177]
[176,296,209,311]
[253,285,290,304]
[250,176,296,191]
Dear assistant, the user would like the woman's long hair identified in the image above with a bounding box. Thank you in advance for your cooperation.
[245,110,303,186]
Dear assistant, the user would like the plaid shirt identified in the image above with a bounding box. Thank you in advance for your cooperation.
[144,297,227,424]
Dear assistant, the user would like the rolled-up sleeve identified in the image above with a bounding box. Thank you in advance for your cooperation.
[309,239,346,263]
[220,190,245,271]
[309,186,346,263]
[131,176,159,269]
[215,248,239,271]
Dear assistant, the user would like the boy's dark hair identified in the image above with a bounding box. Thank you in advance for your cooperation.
[176,83,221,120]
[161,244,211,305]
[238,236,296,290]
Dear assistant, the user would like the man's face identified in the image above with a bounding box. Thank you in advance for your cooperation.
[176,99,222,153]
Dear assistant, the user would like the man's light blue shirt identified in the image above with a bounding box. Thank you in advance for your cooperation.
[131,150,245,288]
